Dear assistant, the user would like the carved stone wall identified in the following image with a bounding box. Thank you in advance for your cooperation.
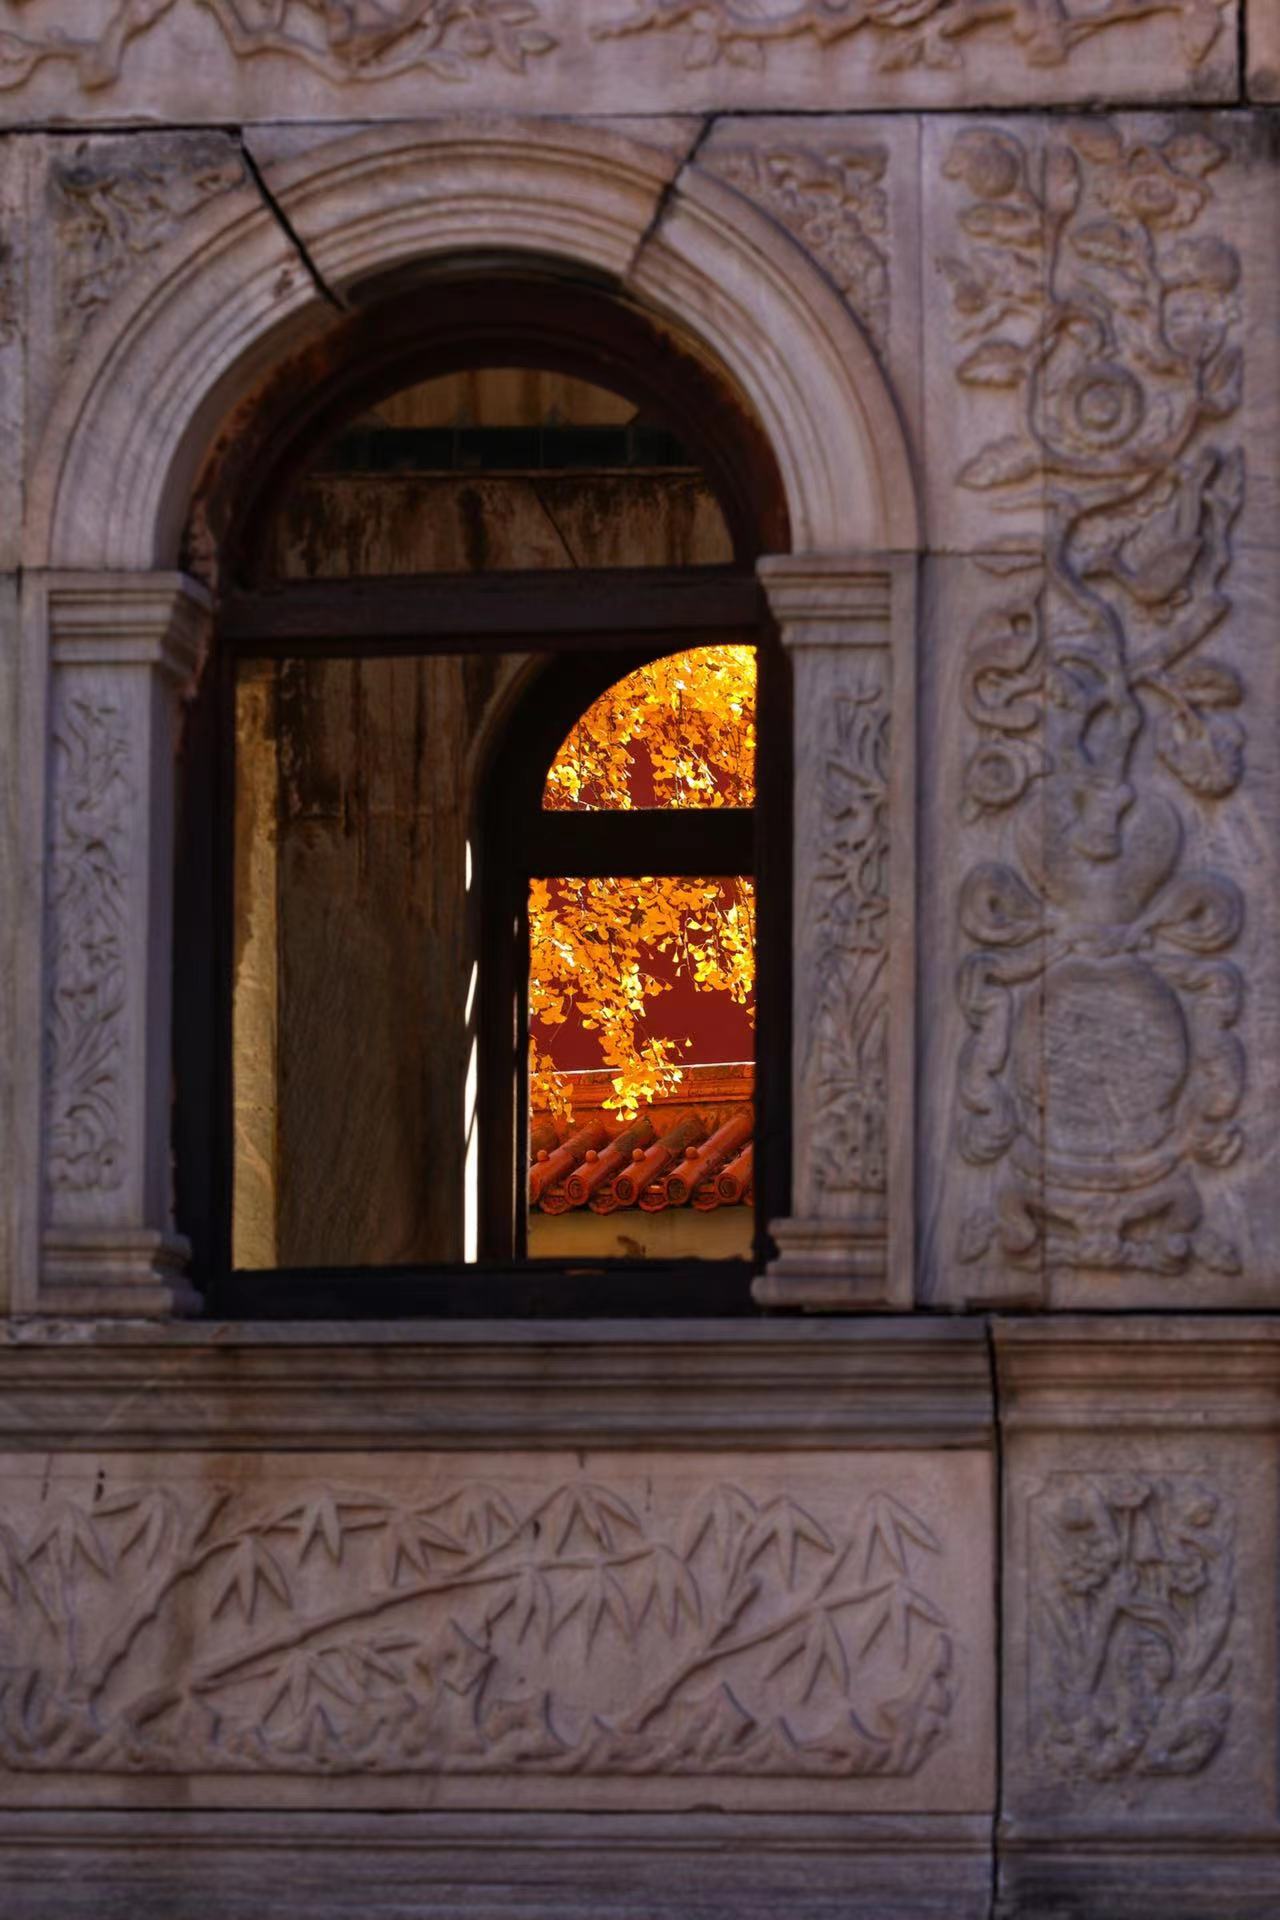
[50,132,244,367]
[0,0,1244,119]
[44,683,132,1202]
[0,1448,989,1808]
[0,1326,999,1914]
[919,109,1280,1314]
[0,0,1278,1913]
[996,1320,1280,1914]
[950,120,1247,1291]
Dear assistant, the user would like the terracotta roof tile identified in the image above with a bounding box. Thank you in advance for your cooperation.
[530,1063,753,1215]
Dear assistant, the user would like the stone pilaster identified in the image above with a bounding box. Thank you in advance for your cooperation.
[754,556,901,1310]
[40,574,210,1315]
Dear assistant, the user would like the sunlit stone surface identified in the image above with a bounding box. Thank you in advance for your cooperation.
[0,2,1277,1913]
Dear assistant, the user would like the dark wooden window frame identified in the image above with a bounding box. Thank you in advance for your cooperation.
[186,566,791,1319]
[177,274,793,1317]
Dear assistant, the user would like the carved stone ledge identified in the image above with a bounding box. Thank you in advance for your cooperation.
[998,1834,1280,1920]
[0,1317,994,1451]
[755,555,893,635]
[0,1811,995,1920]
[994,1316,1280,1431]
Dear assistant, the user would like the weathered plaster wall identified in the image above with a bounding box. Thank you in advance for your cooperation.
[0,2,1277,1915]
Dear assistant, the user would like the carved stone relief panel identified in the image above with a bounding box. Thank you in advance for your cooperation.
[43,678,132,1206]
[921,115,1049,557]
[1031,1471,1235,1780]
[0,138,22,572]
[591,0,1234,89]
[0,0,1238,122]
[920,115,1280,1306]
[48,132,244,369]
[1003,1433,1276,1835]
[795,652,891,1230]
[698,116,922,438]
[0,577,22,1318]
[39,579,209,1314]
[701,124,891,354]
[0,1448,994,1811]
[754,563,908,1307]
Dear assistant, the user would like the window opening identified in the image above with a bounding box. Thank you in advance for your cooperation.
[528,647,756,1259]
[263,368,733,580]
[185,321,786,1314]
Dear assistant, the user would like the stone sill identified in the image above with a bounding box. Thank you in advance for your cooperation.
[7,1313,1280,1446]
[0,1314,993,1451]
[994,1314,1280,1429]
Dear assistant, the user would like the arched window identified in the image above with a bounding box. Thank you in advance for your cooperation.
[177,301,790,1315]
[520,645,756,1264]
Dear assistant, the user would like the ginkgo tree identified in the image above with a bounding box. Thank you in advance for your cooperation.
[542,643,756,813]
[531,645,757,1122]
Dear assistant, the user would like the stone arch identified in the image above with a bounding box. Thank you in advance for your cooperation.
[30,118,919,570]
[29,118,918,1314]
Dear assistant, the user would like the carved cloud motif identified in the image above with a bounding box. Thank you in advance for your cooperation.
[0,1477,955,1778]
[946,123,1247,1283]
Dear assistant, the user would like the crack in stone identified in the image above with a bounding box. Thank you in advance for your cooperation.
[239,135,344,312]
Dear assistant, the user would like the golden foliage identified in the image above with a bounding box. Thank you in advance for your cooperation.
[530,875,755,1122]
[543,644,756,811]
[532,647,757,1121]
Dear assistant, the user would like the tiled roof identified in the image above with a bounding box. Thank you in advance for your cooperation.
[529,1064,753,1215]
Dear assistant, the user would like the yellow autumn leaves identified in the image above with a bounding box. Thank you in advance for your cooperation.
[530,646,757,1122]
[542,644,756,813]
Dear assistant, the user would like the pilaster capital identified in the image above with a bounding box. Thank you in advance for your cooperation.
[756,553,892,641]
[46,571,213,685]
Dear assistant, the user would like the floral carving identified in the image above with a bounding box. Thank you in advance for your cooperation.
[1033,1473,1234,1778]
[808,665,889,1206]
[592,0,1227,74]
[45,697,131,1194]
[0,0,1225,89]
[947,124,1246,1281]
[55,137,243,359]
[709,144,889,353]
[0,0,556,92]
[0,1476,954,1777]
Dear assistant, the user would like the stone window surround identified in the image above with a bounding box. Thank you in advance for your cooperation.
[16,119,922,1318]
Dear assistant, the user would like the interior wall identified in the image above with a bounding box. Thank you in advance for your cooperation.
[233,373,737,1269]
